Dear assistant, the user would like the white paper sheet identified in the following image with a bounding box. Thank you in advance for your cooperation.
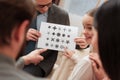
[37,22,78,51]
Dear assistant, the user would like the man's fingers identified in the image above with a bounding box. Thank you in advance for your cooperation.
[36,48,48,55]
[38,55,44,61]
[30,29,40,37]
[29,34,39,41]
[33,56,44,65]
[28,28,41,38]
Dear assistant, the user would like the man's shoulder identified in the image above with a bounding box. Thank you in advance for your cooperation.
[0,67,46,80]
[51,4,68,15]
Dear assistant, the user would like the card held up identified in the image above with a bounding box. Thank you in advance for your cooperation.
[37,22,78,51]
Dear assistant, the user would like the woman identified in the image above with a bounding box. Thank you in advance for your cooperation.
[91,0,120,80]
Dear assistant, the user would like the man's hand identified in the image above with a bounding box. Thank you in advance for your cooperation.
[22,48,47,65]
[26,28,40,41]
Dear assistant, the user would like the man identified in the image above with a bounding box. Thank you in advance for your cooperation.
[0,0,47,80]
[22,0,70,77]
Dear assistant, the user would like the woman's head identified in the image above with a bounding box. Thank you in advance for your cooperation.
[94,0,120,80]
[82,9,97,45]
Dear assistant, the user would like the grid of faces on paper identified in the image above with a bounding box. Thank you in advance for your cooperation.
[37,22,78,51]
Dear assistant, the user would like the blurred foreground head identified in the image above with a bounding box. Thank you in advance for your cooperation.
[94,0,120,80]
[0,0,36,59]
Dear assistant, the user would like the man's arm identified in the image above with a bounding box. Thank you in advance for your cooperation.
[16,49,47,69]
